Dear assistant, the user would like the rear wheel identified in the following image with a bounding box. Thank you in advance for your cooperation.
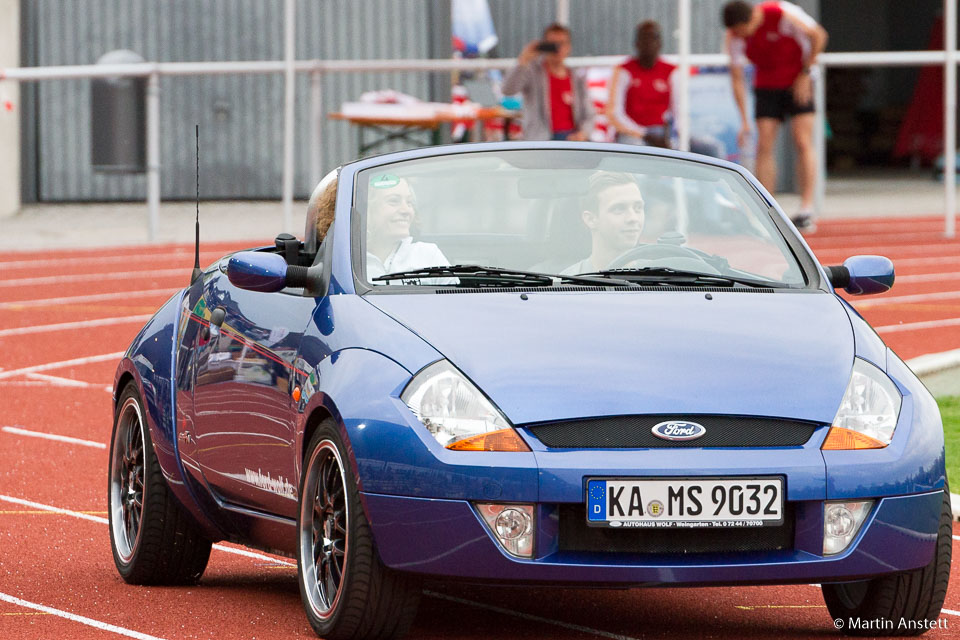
[822,488,952,636]
[108,382,212,584]
[297,420,421,639]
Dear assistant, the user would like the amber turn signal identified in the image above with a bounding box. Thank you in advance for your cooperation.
[446,428,531,452]
[821,426,887,450]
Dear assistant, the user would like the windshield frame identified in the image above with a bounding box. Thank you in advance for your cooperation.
[341,142,824,296]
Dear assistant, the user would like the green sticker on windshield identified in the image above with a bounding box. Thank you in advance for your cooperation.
[371,174,400,189]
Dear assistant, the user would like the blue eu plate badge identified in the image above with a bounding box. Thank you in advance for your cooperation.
[587,480,606,521]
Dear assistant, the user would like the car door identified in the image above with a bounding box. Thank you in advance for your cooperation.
[192,254,317,518]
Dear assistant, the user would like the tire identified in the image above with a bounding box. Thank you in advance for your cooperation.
[108,382,212,585]
[822,488,953,636]
[297,420,421,640]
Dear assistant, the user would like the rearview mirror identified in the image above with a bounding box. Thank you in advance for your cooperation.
[824,255,895,295]
[227,251,313,293]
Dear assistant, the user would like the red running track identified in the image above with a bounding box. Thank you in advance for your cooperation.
[805,216,960,360]
[0,229,957,639]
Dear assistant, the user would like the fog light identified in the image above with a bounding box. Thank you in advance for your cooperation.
[476,503,535,558]
[823,500,873,555]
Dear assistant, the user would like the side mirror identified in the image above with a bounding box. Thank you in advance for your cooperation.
[227,251,314,293]
[824,255,895,295]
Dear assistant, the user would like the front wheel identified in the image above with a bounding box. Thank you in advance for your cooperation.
[822,489,952,636]
[297,420,420,640]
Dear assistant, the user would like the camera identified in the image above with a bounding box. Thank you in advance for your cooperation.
[535,41,559,53]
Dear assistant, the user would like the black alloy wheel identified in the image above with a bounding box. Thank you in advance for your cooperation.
[108,383,212,584]
[297,420,421,639]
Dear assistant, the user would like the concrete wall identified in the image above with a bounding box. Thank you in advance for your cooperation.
[0,0,19,217]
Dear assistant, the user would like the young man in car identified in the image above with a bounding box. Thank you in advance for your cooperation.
[502,23,594,141]
[722,1,828,232]
[562,172,645,275]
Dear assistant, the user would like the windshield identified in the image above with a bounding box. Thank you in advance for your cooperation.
[354,150,807,288]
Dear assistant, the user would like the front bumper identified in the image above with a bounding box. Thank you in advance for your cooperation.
[363,489,942,586]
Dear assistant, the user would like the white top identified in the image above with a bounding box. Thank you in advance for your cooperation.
[367,236,455,285]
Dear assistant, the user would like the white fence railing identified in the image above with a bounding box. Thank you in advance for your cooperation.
[2,0,958,240]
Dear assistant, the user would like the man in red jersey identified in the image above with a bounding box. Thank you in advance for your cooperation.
[608,21,724,157]
[723,1,827,231]
[608,21,675,148]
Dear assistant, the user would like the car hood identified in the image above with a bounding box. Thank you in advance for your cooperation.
[367,290,854,425]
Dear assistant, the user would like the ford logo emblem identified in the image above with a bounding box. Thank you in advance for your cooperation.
[651,420,706,441]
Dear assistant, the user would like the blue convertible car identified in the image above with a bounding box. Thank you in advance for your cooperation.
[109,143,951,639]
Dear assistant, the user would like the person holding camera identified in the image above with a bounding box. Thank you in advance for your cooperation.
[502,23,593,141]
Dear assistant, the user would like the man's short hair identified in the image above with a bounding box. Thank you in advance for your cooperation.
[542,22,571,40]
[635,20,661,44]
[582,172,639,213]
[722,1,754,28]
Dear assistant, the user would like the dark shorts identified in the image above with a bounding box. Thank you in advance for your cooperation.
[754,88,814,121]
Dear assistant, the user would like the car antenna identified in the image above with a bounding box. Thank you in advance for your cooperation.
[190,123,202,284]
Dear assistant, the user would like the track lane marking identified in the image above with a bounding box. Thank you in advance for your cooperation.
[0,351,124,380]
[23,372,105,388]
[0,287,179,310]
[897,272,960,283]
[0,250,226,270]
[876,318,960,333]
[423,590,641,640]
[0,510,107,515]
[0,315,154,337]
[2,426,107,449]
[0,494,295,567]
[735,604,826,610]
[0,268,188,288]
[854,291,960,308]
[0,591,166,640]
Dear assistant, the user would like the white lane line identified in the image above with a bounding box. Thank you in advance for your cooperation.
[810,231,955,245]
[0,287,178,310]
[0,591,166,640]
[945,608,960,617]
[24,372,102,388]
[895,256,960,267]
[0,351,125,380]
[423,591,640,640]
[876,317,960,334]
[0,380,112,390]
[814,245,960,258]
[0,250,223,270]
[854,290,960,308]
[0,268,187,288]
[0,315,154,338]
[0,494,295,567]
[897,271,960,283]
[2,426,107,450]
[0,494,108,525]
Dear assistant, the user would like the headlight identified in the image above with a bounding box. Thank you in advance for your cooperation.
[401,360,530,452]
[822,358,902,450]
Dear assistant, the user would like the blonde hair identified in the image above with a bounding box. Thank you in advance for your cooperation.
[313,177,337,241]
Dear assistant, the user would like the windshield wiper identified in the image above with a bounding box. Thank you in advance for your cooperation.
[372,264,637,287]
[583,267,779,288]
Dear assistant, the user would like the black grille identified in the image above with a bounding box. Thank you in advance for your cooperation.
[525,415,818,448]
[558,503,795,555]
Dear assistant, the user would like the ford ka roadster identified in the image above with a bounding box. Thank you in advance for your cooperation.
[109,143,951,639]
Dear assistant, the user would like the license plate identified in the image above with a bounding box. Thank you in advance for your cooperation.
[586,477,784,528]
